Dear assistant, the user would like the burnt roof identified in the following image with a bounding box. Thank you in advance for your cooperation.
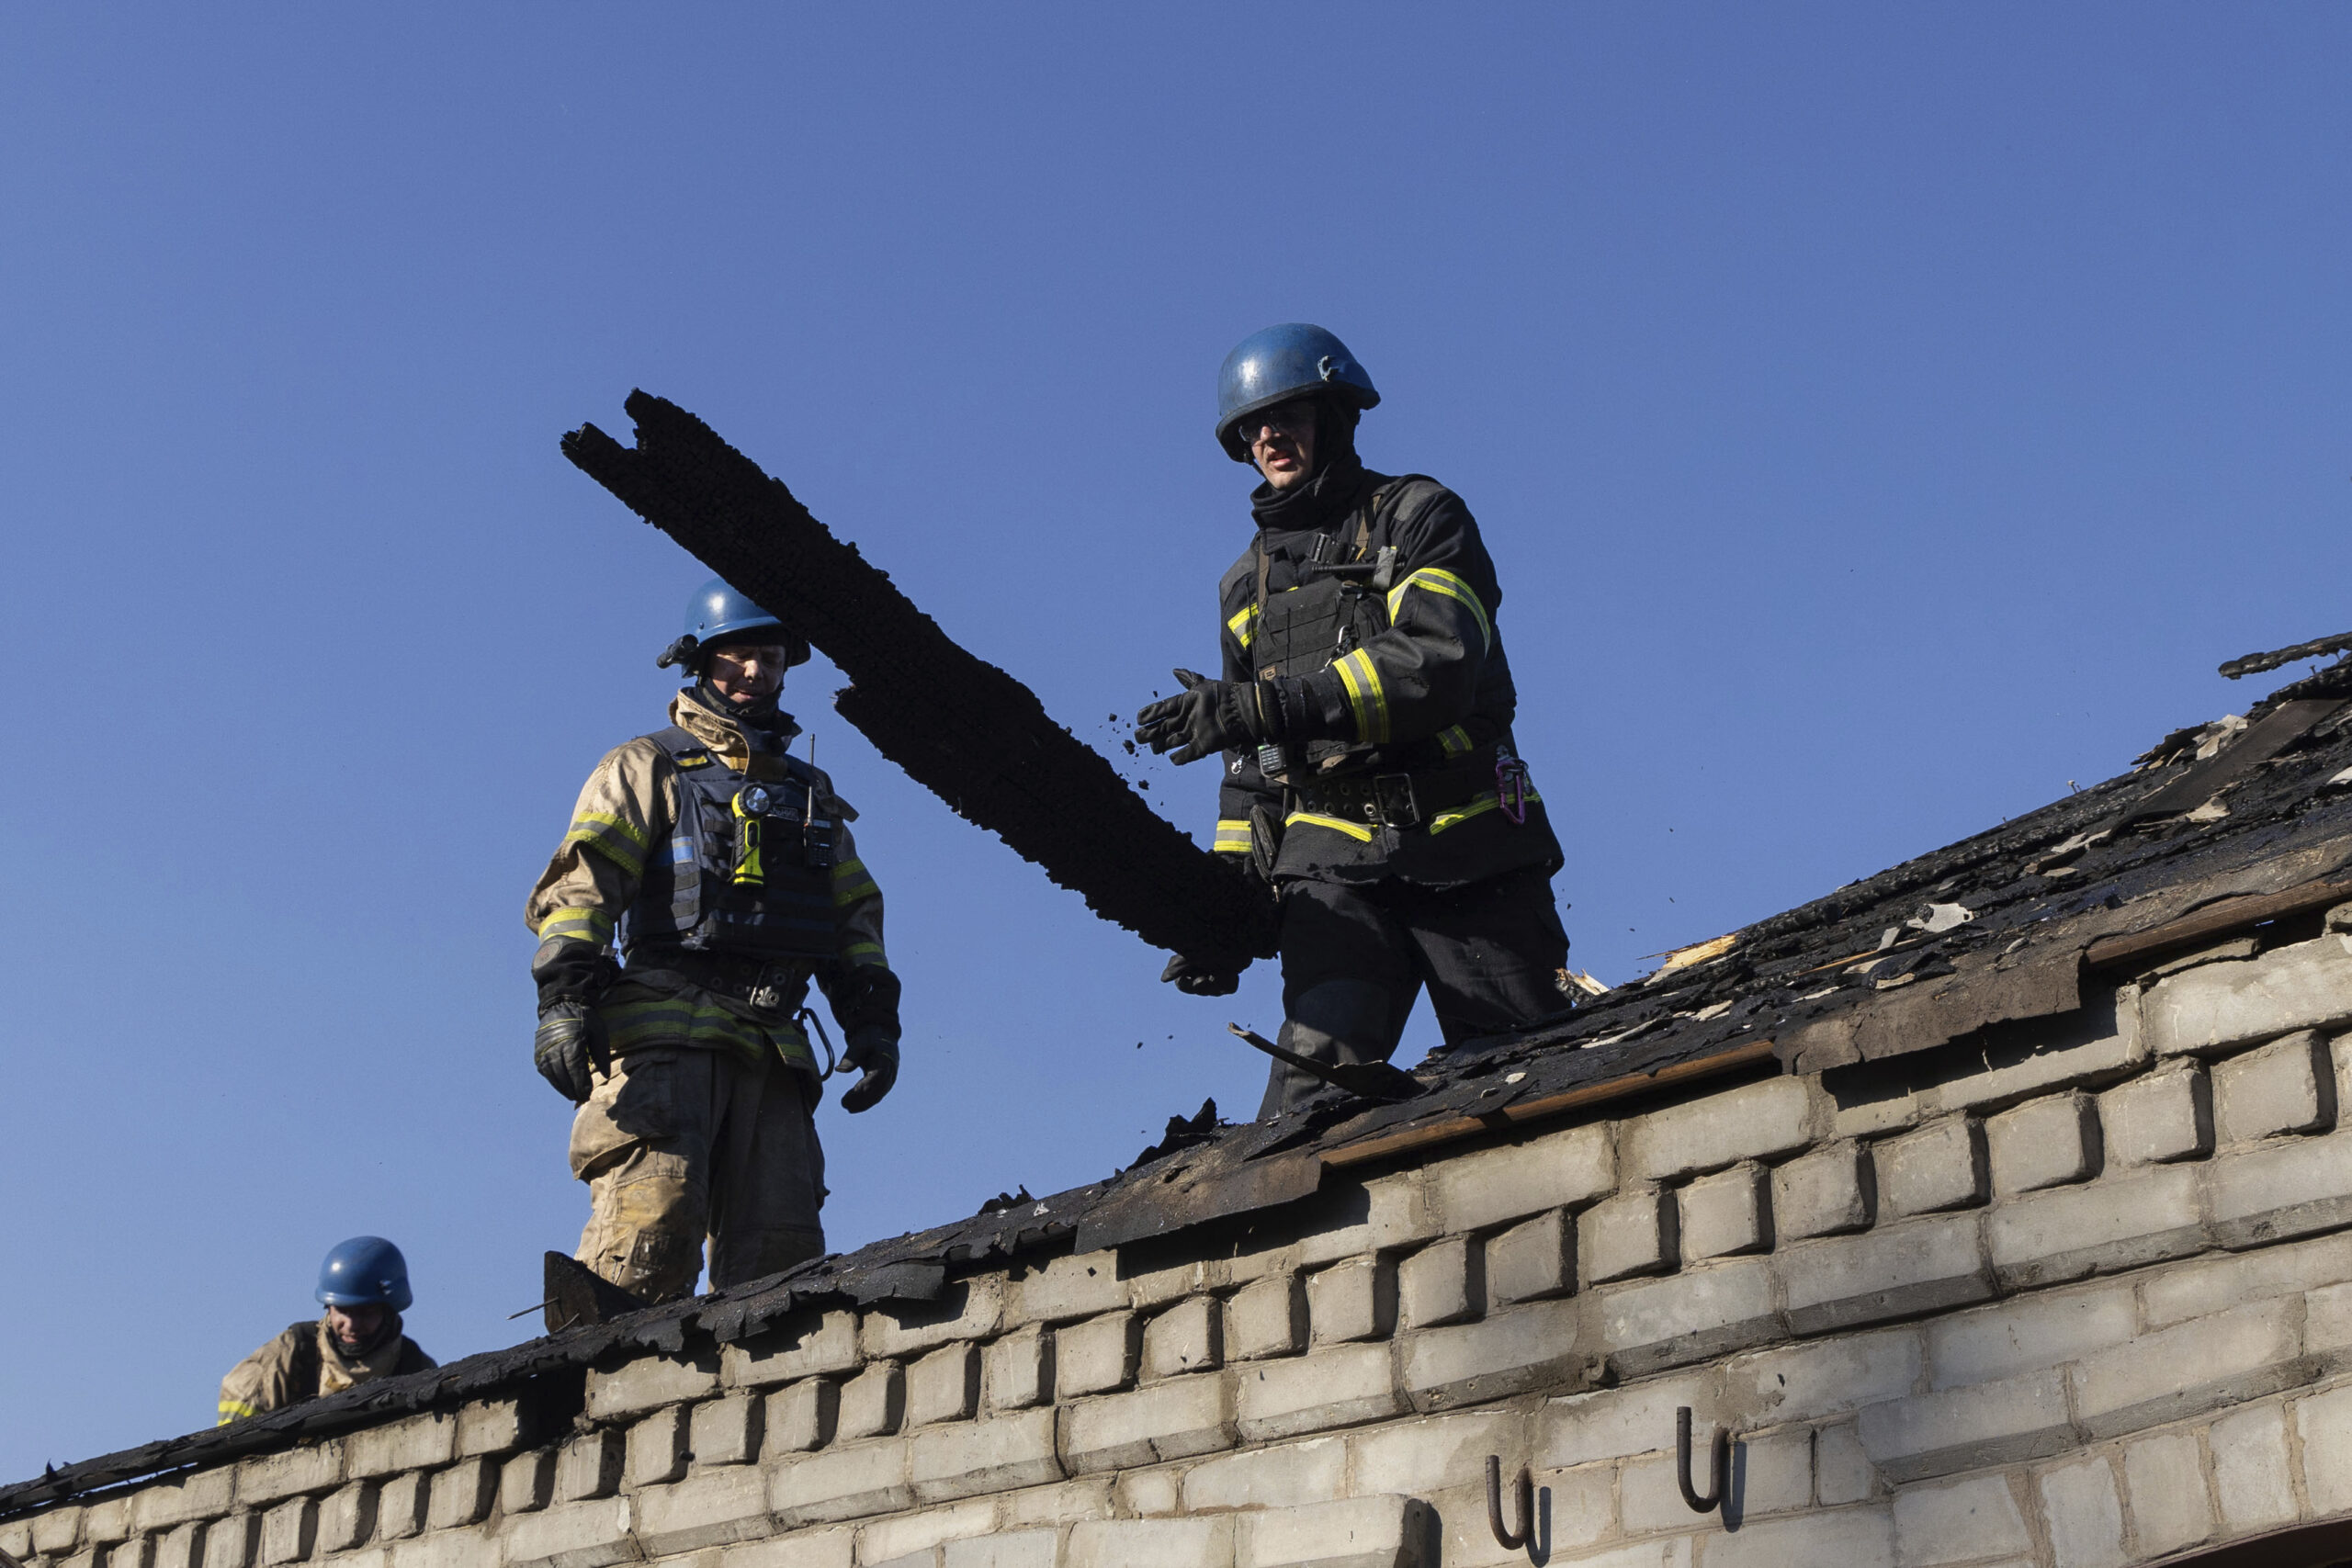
[10,658,2352,1516]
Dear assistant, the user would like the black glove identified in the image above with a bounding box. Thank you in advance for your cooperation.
[839,1026,899,1113]
[1136,669,1267,766]
[1160,953,1246,997]
[534,1001,611,1103]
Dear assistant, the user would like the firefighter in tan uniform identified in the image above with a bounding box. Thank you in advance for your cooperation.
[218,1237,433,1423]
[526,578,900,1304]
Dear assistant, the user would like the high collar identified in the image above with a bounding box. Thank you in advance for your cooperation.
[1250,452,1374,539]
[672,688,803,773]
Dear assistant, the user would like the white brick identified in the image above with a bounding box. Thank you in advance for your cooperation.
[1181,1438,1346,1511]
[201,1514,256,1568]
[2071,1300,2305,1437]
[1624,1077,1814,1182]
[345,1415,458,1482]
[239,1445,344,1507]
[2215,1029,2332,1144]
[1701,1504,1892,1567]
[388,1529,492,1568]
[1985,1093,2098,1196]
[1055,1313,1140,1397]
[719,1311,859,1389]
[1928,1285,2137,1390]
[584,1352,719,1421]
[623,1406,688,1489]
[2297,1382,2352,1515]
[1396,1237,1480,1329]
[1681,1165,1769,1259]
[1986,1164,2206,1291]
[906,1343,981,1427]
[1893,1476,2029,1566]
[1581,1189,1676,1285]
[2143,934,2352,1057]
[499,1452,553,1517]
[1065,1517,1234,1568]
[2121,1432,2211,1557]
[1235,1342,1401,1443]
[257,1501,315,1568]
[82,1501,132,1547]
[943,1532,1056,1568]
[1227,1274,1306,1361]
[426,1459,496,1530]
[765,1379,838,1452]
[982,1325,1051,1413]
[1306,1258,1394,1346]
[855,1498,998,1565]
[629,1464,769,1556]
[1112,1466,1180,1517]
[373,1474,426,1543]
[1347,1409,1519,1495]
[153,1523,204,1568]
[555,1430,622,1503]
[1236,1495,1418,1568]
[1142,1296,1221,1380]
[455,1398,525,1459]
[314,1484,378,1553]
[1538,1372,1719,1466]
[1623,1427,1805,1531]
[1771,1142,1873,1240]
[838,1361,905,1440]
[908,1408,1063,1503]
[690,1393,762,1466]
[498,1496,636,1568]
[1486,1209,1574,1305]
[2148,1232,2352,1327]
[1301,1171,1442,1266]
[1399,1300,1586,1411]
[1723,1330,1923,1427]
[2098,1063,2212,1168]
[859,1279,1005,1360]
[1600,1258,1778,1377]
[2037,1458,2126,1568]
[765,1438,913,1528]
[1015,1250,1127,1324]
[2208,1127,2352,1247]
[1428,1123,1615,1231]
[2210,1402,2297,1532]
[1876,1119,1987,1218]
[1857,1371,2074,1483]
[1818,1423,1875,1506]
[1780,1216,1991,1336]
[1061,1377,1237,1472]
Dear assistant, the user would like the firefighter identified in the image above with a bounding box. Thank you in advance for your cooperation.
[1136,323,1575,1117]
[218,1236,434,1423]
[526,577,900,1303]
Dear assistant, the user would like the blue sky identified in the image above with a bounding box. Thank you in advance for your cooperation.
[2,6,2347,1476]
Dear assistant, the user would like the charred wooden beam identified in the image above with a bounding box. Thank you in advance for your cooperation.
[561,391,1276,965]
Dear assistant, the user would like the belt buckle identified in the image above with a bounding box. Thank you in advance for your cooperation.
[1373,773,1421,830]
[747,963,789,1013]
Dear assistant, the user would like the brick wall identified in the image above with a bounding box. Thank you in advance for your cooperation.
[10,930,2352,1568]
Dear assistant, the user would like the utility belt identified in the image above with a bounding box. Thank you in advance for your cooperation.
[626,947,806,1015]
[1287,750,1498,832]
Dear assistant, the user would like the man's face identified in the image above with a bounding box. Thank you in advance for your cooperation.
[1240,399,1318,491]
[706,643,791,705]
[324,1303,387,1353]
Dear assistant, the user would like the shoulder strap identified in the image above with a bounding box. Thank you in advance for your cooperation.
[289,1321,322,1399]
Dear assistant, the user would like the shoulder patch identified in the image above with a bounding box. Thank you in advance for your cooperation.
[670,750,715,770]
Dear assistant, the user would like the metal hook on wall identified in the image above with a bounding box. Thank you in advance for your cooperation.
[1486,1454,1532,1549]
[1677,1407,1733,1514]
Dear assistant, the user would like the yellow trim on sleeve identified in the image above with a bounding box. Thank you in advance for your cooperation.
[1212,818,1252,853]
[1333,649,1390,742]
[537,907,614,942]
[1227,604,1260,650]
[1385,568,1493,650]
[218,1399,259,1425]
[1436,725,1473,757]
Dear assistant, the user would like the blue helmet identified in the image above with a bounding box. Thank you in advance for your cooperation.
[1215,323,1381,461]
[657,576,810,673]
[316,1236,413,1311]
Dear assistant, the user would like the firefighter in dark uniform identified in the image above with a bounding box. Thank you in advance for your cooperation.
[1136,323,1574,1117]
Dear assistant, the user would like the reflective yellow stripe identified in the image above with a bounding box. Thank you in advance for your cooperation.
[1385,568,1492,650]
[1227,604,1260,650]
[1333,649,1390,742]
[564,815,647,877]
[832,878,880,904]
[571,811,650,850]
[843,941,889,968]
[1436,725,1472,757]
[218,1399,258,1425]
[1284,810,1376,843]
[1212,818,1252,853]
[1429,786,1544,835]
[537,907,614,942]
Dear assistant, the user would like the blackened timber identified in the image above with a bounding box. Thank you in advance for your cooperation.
[561,392,1276,965]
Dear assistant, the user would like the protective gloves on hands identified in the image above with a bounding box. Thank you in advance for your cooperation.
[1136,669,1269,766]
[534,1000,611,1103]
[1159,953,1246,997]
[839,1026,899,1113]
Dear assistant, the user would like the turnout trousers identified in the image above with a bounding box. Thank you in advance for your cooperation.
[1262,866,1575,1119]
[569,1044,827,1303]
